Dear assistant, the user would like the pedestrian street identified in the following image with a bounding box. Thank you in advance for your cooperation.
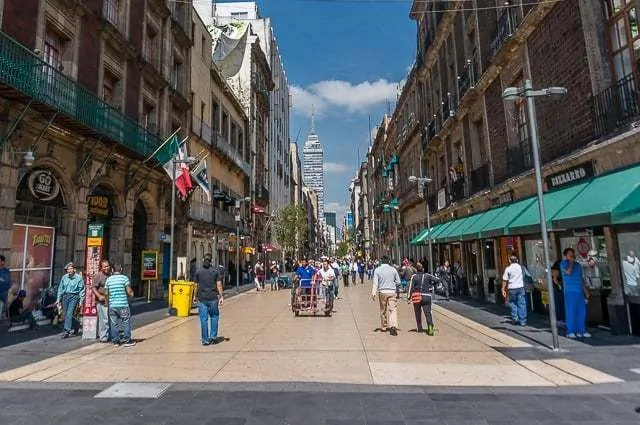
[0,283,624,388]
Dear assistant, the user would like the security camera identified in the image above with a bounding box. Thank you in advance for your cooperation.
[546,86,567,101]
[23,150,35,167]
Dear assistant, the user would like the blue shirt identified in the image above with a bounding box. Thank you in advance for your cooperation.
[560,259,583,293]
[0,267,11,302]
[57,272,85,302]
[295,265,316,288]
[105,274,130,308]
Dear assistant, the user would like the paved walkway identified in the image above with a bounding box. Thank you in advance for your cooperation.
[0,282,627,387]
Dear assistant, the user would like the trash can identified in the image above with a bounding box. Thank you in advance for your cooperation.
[170,281,194,317]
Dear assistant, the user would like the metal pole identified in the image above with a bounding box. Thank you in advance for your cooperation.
[236,219,240,294]
[425,186,434,274]
[525,79,560,351]
[169,160,176,281]
[394,210,400,263]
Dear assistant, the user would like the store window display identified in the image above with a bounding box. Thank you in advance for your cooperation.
[618,232,640,296]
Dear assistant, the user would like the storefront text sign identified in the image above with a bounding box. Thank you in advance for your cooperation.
[28,169,60,202]
[545,162,595,189]
[82,223,103,340]
[88,196,110,216]
[141,250,158,280]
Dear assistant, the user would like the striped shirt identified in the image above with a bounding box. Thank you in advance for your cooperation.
[105,274,130,308]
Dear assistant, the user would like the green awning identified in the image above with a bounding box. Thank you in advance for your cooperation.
[552,165,640,228]
[436,214,483,243]
[429,220,457,242]
[460,205,508,241]
[410,228,429,245]
[508,182,589,235]
[413,222,448,245]
[479,198,536,238]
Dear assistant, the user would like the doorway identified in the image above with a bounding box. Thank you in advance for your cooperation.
[131,200,148,297]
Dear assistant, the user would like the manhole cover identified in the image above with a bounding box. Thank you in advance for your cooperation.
[95,383,171,399]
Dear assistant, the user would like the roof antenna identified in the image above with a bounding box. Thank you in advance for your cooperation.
[310,105,316,134]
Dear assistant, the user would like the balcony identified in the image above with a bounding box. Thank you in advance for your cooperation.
[170,2,191,42]
[0,31,160,157]
[507,142,533,177]
[469,163,491,194]
[188,201,213,223]
[491,7,520,59]
[102,0,126,35]
[593,73,640,138]
[213,207,237,231]
[457,57,478,100]
[192,115,251,177]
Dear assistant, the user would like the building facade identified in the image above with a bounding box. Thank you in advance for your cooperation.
[368,0,640,335]
[303,114,325,221]
[290,141,303,206]
[0,0,193,304]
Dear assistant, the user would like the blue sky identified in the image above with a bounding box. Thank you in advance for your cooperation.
[254,0,416,222]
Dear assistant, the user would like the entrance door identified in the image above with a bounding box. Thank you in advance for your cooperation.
[131,201,148,297]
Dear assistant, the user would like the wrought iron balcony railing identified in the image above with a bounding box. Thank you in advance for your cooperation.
[102,0,126,34]
[0,30,160,157]
[192,115,251,176]
[593,73,640,138]
[469,162,491,194]
[457,57,478,99]
[491,7,520,58]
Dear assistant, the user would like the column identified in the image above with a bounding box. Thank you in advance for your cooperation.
[604,226,629,335]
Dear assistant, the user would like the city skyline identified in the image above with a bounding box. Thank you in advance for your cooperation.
[302,112,325,221]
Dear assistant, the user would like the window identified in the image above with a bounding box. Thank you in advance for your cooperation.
[230,12,249,19]
[142,103,156,133]
[171,59,182,91]
[603,0,639,81]
[144,26,158,67]
[212,101,220,132]
[201,35,206,59]
[103,0,120,28]
[43,30,63,86]
[103,70,120,108]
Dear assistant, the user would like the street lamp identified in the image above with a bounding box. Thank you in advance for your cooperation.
[409,175,434,274]
[169,156,197,282]
[503,79,566,351]
[383,204,401,264]
[235,196,251,294]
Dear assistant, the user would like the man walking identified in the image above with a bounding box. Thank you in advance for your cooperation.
[92,259,111,342]
[501,255,527,326]
[56,262,85,338]
[105,264,135,347]
[194,254,224,346]
[372,256,401,336]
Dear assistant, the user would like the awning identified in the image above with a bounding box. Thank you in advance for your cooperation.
[409,228,429,245]
[552,165,640,228]
[479,198,536,238]
[460,205,508,241]
[507,182,589,235]
[429,220,457,242]
[436,214,483,243]
[411,221,454,245]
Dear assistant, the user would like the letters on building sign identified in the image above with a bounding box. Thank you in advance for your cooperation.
[28,169,61,202]
[545,162,595,189]
[32,233,52,247]
[88,196,110,216]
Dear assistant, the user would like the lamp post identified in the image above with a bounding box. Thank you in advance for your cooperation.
[409,175,434,274]
[383,204,400,264]
[169,156,197,282]
[503,80,567,351]
[235,196,251,294]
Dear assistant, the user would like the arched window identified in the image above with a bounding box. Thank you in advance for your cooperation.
[603,0,639,81]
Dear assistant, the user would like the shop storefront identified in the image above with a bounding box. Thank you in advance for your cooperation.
[616,225,640,335]
[10,168,65,310]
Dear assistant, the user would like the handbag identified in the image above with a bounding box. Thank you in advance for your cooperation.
[410,275,426,304]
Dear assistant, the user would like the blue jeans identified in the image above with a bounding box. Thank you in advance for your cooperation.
[109,307,132,343]
[198,299,220,344]
[508,287,527,325]
[564,291,586,335]
[61,293,80,333]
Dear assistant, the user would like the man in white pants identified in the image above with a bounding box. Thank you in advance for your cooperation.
[372,256,401,336]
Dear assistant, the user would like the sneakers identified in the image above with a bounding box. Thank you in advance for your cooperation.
[389,327,398,336]
[579,332,592,338]
[60,332,70,339]
[566,333,577,339]
[122,341,137,348]
[426,325,435,336]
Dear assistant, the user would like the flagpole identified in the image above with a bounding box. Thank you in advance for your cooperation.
[169,159,177,282]
[143,127,181,164]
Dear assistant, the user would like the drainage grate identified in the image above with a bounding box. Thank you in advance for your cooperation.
[94,383,171,399]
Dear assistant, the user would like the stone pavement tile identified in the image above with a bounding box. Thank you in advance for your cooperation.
[326,420,365,425]
[365,421,405,425]
[203,418,246,425]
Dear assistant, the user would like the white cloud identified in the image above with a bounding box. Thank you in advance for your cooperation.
[324,162,351,173]
[290,78,400,116]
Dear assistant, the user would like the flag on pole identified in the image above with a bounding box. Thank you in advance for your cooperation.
[191,157,211,202]
[175,139,193,198]
[151,134,180,180]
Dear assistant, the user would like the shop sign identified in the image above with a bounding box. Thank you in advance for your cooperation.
[82,223,103,340]
[243,247,255,255]
[437,188,447,211]
[88,195,110,216]
[192,227,215,239]
[28,169,60,202]
[576,237,591,258]
[141,250,158,280]
[545,162,595,189]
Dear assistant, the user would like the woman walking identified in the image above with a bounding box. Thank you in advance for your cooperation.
[407,263,437,336]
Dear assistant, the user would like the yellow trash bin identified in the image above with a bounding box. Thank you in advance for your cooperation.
[170,281,194,317]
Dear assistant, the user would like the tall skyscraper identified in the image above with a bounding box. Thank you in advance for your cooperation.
[303,112,324,221]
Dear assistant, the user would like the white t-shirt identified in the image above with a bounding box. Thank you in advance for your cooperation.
[318,268,335,286]
[502,263,524,290]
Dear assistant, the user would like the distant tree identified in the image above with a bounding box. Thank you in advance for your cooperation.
[336,240,350,258]
[275,205,308,258]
